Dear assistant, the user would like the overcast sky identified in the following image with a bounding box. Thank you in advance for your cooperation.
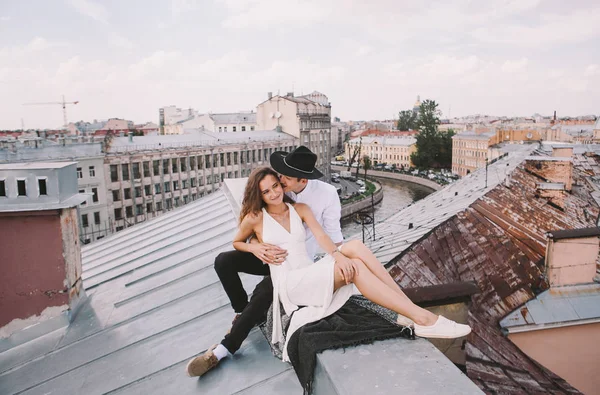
[1,0,599,129]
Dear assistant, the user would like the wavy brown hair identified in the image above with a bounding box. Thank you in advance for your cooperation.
[239,167,294,223]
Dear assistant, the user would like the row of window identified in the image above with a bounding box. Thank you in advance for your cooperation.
[109,147,295,183]
[217,125,254,132]
[0,178,47,198]
[81,211,102,227]
[113,192,207,220]
[77,166,96,179]
[78,187,99,206]
[111,168,256,202]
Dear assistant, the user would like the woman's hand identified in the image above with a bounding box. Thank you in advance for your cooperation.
[251,243,288,265]
[333,252,359,284]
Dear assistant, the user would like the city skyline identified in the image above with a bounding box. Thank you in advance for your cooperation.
[1,0,599,129]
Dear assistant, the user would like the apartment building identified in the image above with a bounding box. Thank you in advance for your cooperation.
[345,136,416,168]
[451,132,495,176]
[256,91,332,179]
[104,131,296,232]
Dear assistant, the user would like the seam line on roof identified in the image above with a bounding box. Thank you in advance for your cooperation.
[83,225,236,289]
[4,296,232,393]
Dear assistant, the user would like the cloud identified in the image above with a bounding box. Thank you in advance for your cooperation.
[220,0,333,29]
[585,64,600,77]
[0,16,10,22]
[109,33,134,49]
[501,58,529,73]
[170,0,202,18]
[472,8,600,46]
[355,46,373,57]
[67,0,109,24]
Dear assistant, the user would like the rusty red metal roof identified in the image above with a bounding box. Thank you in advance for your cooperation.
[385,152,600,394]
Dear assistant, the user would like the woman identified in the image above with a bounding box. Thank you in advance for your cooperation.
[233,167,470,361]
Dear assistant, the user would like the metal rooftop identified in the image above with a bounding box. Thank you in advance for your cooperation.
[500,283,600,332]
[0,184,481,395]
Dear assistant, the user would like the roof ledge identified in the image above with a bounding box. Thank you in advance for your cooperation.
[546,227,600,240]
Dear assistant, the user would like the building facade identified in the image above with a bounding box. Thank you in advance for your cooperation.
[103,132,296,233]
[256,91,332,179]
[345,136,416,169]
[163,112,257,135]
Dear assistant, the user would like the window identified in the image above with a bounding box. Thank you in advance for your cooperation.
[219,126,222,132]
[153,160,160,176]
[126,206,133,218]
[89,166,95,177]
[144,185,151,196]
[241,126,246,131]
[17,179,27,196]
[112,190,120,201]
[146,202,153,213]
[114,208,123,220]
[164,181,171,193]
[0,179,5,197]
[81,214,89,227]
[251,126,255,131]
[77,167,82,179]
[190,156,196,170]
[136,204,143,215]
[173,180,179,191]
[224,127,227,132]
[220,153,225,166]
[94,212,101,225]
[38,178,47,196]
[79,189,86,205]
[190,178,196,187]
[180,158,187,172]
[143,161,150,177]
[174,197,180,207]
[182,179,188,188]
[156,201,162,211]
[234,152,238,165]
[154,183,161,194]
[233,126,237,132]
[227,152,231,166]
[192,193,197,200]
[116,226,124,232]
[122,164,130,181]
[199,177,204,186]
[92,188,98,203]
[172,158,178,173]
[163,159,170,175]
[183,195,189,204]
[205,155,211,168]
[165,199,173,210]
[124,188,131,200]
[135,186,142,198]
[110,165,119,182]
[133,163,141,179]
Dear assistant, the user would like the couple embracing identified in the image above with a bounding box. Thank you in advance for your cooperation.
[187,146,470,378]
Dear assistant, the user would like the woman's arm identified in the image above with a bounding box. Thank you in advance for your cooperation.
[233,213,286,265]
[295,203,358,283]
[233,214,260,253]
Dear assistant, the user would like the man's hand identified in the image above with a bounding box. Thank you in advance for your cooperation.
[251,243,288,265]
[333,252,359,284]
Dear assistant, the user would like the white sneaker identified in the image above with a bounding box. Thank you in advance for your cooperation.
[396,313,414,327]
[414,316,471,339]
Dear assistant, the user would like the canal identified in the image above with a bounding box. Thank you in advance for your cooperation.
[341,177,435,238]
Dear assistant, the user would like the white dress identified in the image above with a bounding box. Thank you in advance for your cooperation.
[262,203,358,361]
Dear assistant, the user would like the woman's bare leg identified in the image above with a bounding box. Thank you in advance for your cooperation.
[341,240,412,301]
[334,258,437,326]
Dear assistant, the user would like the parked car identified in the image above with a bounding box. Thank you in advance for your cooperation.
[331,177,340,183]
[358,186,366,193]
[356,179,365,186]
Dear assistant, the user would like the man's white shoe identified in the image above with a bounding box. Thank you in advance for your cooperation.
[413,315,471,339]
[396,313,414,327]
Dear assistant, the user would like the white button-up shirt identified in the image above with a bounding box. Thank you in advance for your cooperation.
[286,179,343,259]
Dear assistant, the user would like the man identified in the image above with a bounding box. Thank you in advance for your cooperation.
[187,146,344,377]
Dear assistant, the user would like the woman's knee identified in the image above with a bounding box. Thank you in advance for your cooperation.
[342,240,364,256]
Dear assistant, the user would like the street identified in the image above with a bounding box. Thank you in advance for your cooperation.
[331,170,362,197]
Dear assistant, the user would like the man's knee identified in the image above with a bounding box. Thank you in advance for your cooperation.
[214,251,234,275]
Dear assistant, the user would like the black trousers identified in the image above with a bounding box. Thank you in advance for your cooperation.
[215,250,273,354]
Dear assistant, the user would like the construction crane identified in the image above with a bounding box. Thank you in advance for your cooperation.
[23,95,79,129]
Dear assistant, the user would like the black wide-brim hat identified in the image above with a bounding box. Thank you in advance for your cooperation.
[270,145,323,180]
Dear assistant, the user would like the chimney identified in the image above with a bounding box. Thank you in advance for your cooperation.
[525,157,572,191]
[552,146,573,158]
[286,92,294,97]
[553,110,557,121]
[545,228,600,287]
[268,92,272,99]
[0,162,87,341]
[128,131,133,143]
